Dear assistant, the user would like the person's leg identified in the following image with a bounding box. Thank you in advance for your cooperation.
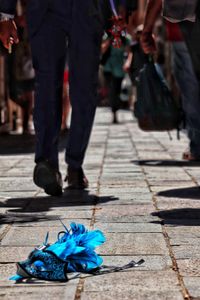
[30,16,67,170]
[180,0,200,81]
[171,41,200,158]
[65,0,104,170]
[21,91,33,134]
[110,76,123,123]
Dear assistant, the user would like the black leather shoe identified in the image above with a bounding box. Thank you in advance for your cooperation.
[33,161,63,196]
[65,167,89,190]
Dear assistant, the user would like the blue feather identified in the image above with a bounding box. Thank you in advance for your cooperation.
[9,274,24,281]
[76,230,106,249]
[68,249,103,272]
[70,223,87,235]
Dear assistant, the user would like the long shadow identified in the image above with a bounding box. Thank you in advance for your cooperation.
[0,190,118,224]
[132,159,200,167]
[0,133,67,155]
[158,186,200,199]
[152,208,200,226]
[152,186,200,226]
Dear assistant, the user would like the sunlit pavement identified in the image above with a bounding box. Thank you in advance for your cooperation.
[0,108,200,299]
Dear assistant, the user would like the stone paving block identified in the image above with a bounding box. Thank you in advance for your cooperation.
[1,263,20,281]
[101,255,172,271]
[165,226,200,236]
[1,224,95,246]
[81,290,183,300]
[0,247,33,262]
[99,233,168,255]
[100,180,147,187]
[0,159,20,168]
[0,192,36,199]
[0,285,77,299]
[0,178,37,192]
[183,276,200,298]
[169,236,200,246]
[46,209,93,219]
[1,219,91,247]
[95,205,156,219]
[4,169,32,177]
[150,185,195,193]
[83,270,181,293]
[148,180,193,187]
[14,218,91,228]
[156,199,200,210]
[176,259,200,276]
[95,215,160,223]
[98,191,152,199]
[172,245,200,260]
[94,222,162,233]
[99,187,150,194]
[102,167,142,173]
[97,197,152,206]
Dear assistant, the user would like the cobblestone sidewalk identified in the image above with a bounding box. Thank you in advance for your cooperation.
[0,108,200,300]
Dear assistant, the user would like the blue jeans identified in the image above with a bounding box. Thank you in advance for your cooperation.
[171,41,200,156]
[30,0,104,169]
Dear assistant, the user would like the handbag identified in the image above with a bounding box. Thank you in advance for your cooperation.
[134,57,181,132]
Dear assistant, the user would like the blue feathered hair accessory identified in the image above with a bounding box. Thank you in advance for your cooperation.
[10,222,144,282]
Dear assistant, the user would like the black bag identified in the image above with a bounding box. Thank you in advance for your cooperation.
[134,58,181,131]
[129,43,148,83]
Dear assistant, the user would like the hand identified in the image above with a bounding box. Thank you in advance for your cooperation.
[0,20,19,50]
[123,60,131,73]
[140,31,156,54]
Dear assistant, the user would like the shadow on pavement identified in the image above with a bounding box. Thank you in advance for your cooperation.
[152,208,200,226]
[132,159,200,167]
[0,190,118,224]
[158,186,200,199]
[0,133,67,155]
[0,213,58,225]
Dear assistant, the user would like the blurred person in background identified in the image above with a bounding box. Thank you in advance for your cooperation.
[141,0,200,161]
[7,0,34,135]
[102,5,132,124]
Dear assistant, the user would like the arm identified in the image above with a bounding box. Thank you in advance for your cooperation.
[0,0,18,50]
[123,51,133,72]
[140,0,162,54]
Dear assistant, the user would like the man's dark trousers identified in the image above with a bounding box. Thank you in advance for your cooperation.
[179,0,200,156]
[30,0,104,170]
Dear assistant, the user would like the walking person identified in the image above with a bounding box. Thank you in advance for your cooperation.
[0,1,135,195]
[0,0,110,195]
[140,0,200,161]
[102,35,131,124]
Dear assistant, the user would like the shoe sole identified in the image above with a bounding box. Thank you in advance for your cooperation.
[34,164,63,196]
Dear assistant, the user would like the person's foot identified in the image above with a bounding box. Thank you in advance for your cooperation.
[33,161,63,196]
[65,167,89,190]
[182,150,200,161]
